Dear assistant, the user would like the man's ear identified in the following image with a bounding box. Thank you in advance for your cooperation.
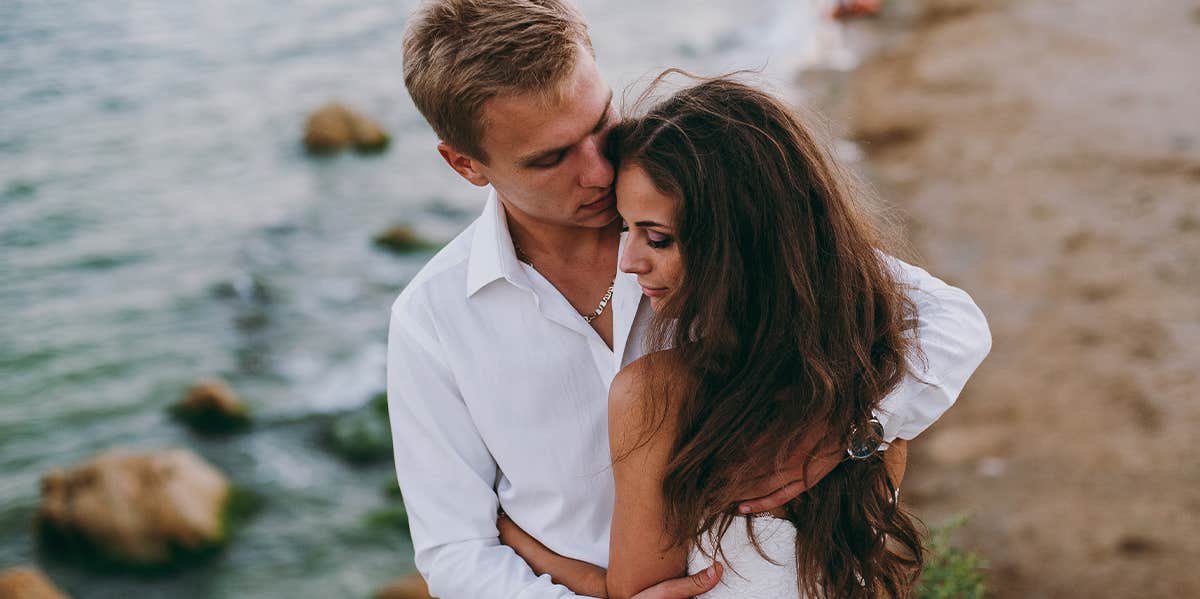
[438,142,490,187]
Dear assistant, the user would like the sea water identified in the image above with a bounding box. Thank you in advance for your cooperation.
[0,1,838,596]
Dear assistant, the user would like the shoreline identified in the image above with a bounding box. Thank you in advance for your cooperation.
[842,1,1200,597]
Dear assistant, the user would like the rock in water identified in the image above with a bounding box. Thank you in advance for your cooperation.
[374,573,434,599]
[326,392,393,464]
[0,568,70,599]
[171,378,251,434]
[303,103,390,154]
[373,224,432,254]
[37,449,232,569]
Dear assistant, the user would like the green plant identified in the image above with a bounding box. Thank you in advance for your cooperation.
[915,516,988,599]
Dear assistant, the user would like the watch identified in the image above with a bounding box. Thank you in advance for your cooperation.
[847,417,885,460]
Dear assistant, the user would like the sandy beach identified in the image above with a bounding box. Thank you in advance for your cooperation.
[844,0,1200,596]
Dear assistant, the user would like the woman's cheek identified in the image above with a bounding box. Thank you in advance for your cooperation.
[666,250,684,286]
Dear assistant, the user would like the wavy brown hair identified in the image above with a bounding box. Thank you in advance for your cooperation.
[608,74,924,599]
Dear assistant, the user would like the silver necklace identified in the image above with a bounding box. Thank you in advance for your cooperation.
[513,240,615,324]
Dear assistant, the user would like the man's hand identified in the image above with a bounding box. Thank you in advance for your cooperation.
[883,439,908,488]
[735,439,910,515]
[735,439,844,515]
[631,563,723,599]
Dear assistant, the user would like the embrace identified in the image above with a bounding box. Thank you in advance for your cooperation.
[387,1,991,598]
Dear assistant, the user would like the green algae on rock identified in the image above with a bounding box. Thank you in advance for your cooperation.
[324,392,393,464]
[170,378,252,434]
[0,567,71,599]
[372,224,436,254]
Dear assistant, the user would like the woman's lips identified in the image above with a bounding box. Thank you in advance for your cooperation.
[640,285,668,297]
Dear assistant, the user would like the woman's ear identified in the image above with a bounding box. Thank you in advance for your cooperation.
[438,142,490,187]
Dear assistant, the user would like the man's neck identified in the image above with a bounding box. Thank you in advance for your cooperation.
[502,203,620,270]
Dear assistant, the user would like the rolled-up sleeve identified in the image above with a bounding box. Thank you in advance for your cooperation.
[874,257,992,442]
[387,296,593,599]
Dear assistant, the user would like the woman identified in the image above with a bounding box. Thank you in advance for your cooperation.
[500,75,924,598]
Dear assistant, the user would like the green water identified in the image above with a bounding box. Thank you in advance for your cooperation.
[0,0,825,596]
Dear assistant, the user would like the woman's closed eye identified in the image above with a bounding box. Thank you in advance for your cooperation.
[647,231,673,249]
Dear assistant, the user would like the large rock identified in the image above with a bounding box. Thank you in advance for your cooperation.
[170,378,251,434]
[37,449,232,569]
[0,568,70,599]
[374,573,434,599]
[303,103,390,154]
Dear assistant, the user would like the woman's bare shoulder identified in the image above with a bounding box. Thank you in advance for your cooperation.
[608,349,688,454]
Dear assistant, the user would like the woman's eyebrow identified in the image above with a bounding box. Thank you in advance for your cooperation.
[634,220,671,229]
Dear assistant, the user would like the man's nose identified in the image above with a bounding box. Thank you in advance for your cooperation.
[578,135,614,189]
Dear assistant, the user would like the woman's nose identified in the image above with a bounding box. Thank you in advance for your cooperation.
[619,238,649,275]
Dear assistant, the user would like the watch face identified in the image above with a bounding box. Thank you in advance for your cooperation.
[847,437,877,460]
[846,418,885,460]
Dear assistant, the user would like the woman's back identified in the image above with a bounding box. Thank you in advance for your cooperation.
[687,515,802,598]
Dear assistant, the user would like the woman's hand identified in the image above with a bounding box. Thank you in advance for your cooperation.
[630,563,723,599]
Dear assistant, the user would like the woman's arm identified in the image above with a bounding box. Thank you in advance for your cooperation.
[497,355,719,599]
[497,513,609,597]
[605,359,693,599]
[498,514,722,599]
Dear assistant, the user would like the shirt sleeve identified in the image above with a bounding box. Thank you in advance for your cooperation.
[873,256,992,442]
[387,296,598,599]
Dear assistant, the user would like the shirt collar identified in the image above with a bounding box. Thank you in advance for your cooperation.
[466,188,529,297]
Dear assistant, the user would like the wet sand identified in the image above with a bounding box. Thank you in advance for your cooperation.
[842,0,1200,596]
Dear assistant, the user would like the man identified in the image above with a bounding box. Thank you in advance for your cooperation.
[387,1,991,597]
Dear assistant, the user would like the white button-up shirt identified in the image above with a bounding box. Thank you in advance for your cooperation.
[387,190,991,599]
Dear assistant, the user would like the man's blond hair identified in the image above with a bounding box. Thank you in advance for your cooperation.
[403,0,594,162]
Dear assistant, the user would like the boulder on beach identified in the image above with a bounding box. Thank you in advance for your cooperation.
[374,573,434,599]
[373,224,433,254]
[326,392,393,464]
[170,378,251,434]
[303,103,390,154]
[37,449,233,569]
[0,567,70,599]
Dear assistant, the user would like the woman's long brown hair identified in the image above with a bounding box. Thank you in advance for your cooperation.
[608,73,924,599]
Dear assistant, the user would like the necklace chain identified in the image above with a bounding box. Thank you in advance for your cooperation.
[513,240,614,324]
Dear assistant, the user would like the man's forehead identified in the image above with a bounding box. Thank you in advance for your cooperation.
[479,57,611,159]
[496,94,609,160]
[481,92,565,152]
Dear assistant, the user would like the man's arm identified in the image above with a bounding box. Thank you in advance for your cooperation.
[388,298,591,599]
[875,256,992,441]
[736,256,991,513]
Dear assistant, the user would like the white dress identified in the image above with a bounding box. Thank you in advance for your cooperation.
[687,515,803,598]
